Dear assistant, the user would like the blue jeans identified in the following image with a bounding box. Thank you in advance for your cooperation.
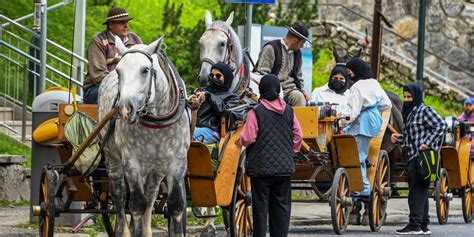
[83,85,99,104]
[193,127,219,144]
[355,135,371,195]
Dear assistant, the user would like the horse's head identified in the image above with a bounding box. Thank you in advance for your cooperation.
[114,36,166,124]
[333,48,362,66]
[198,10,241,87]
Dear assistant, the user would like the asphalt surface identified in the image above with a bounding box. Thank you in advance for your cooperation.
[0,197,473,236]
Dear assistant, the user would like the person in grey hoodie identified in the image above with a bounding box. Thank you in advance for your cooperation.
[238,74,303,237]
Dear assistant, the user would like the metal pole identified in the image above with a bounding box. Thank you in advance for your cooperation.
[416,0,427,95]
[73,0,86,94]
[245,3,253,49]
[2,0,72,28]
[39,0,47,93]
[22,62,28,142]
[370,0,383,80]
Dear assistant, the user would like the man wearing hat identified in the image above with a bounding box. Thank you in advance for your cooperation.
[255,22,311,107]
[83,7,142,104]
[459,97,474,159]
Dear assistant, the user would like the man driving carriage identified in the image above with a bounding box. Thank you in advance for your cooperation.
[190,62,241,144]
[83,7,142,104]
[255,23,311,107]
[459,97,474,159]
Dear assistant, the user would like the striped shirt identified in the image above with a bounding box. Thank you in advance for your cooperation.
[397,104,447,161]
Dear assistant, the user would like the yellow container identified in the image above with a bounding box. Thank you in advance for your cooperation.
[32,118,59,143]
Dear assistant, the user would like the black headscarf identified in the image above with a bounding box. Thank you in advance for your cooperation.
[206,62,234,93]
[259,74,281,101]
[402,83,423,122]
[327,66,349,94]
[346,58,373,82]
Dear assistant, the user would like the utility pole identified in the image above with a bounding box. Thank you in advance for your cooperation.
[73,0,86,95]
[245,3,253,49]
[416,0,427,95]
[38,0,47,94]
[370,0,383,80]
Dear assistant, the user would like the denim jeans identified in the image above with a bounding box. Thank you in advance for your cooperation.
[193,127,219,144]
[355,135,371,195]
[83,85,99,104]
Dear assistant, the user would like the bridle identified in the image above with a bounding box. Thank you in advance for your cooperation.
[200,27,236,71]
[117,49,186,129]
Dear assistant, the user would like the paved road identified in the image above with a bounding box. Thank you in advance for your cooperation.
[1,197,473,236]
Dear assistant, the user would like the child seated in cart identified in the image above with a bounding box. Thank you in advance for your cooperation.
[190,62,241,144]
[337,58,392,224]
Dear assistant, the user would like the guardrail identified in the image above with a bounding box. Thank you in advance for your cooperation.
[0,13,87,143]
[319,3,473,98]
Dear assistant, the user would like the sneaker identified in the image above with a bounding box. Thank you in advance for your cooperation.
[395,224,423,235]
[421,225,431,235]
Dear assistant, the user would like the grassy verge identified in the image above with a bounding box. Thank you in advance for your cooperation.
[0,200,30,207]
[0,131,31,168]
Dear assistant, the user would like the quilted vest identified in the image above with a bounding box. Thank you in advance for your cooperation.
[246,104,295,177]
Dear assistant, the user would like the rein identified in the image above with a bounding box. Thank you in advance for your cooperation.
[118,49,186,129]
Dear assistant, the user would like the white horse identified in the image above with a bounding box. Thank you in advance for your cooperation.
[198,10,284,101]
[98,36,189,237]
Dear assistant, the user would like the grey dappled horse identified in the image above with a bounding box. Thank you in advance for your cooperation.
[333,49,404,178]
[98,36,190,236]
[198,10,255,97]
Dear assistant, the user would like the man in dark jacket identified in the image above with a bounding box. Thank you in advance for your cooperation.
[255,23,311,106]
[191,62,241,144]
[238,74,303,237]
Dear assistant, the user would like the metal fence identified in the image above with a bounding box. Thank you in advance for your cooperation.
[0,14,87,143]
[319,3,474,99]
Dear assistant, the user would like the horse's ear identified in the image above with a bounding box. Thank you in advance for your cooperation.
[115,35,128,55]
[355,48,362,58]
[144,36,164,55]
[226,11,234,26]
[333,48,342,63]
[205,10,213,27]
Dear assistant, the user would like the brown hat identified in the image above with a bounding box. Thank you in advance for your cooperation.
[102,7,133,25]
[287,22,311,45]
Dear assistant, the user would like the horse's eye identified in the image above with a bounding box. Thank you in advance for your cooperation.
[219,42,226,47]
[142,68,150,74]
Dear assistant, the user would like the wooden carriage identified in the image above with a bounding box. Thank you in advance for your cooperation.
[292,106,391,234]
[187,104,253,237]
[32,104,124,237]
[435,121,473,224]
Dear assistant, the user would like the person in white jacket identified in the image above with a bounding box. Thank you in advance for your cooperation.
[338,58,392,224]
[310,66,351,114]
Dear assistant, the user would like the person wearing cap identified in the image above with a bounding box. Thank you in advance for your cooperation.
[83,7,142,104]
[255,22,311,107]
[238,74,302,237]
[459,97,474,159]
[310,65,351,113]
[191,62,241,144]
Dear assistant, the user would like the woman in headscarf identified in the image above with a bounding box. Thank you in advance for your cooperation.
[310,65,351,113]
[238,74,302,237]
[338,58,392,224]
[191,62,241,144]
[391,83,446,235]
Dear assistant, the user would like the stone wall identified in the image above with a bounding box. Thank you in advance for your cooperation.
[0,156,30,201]
[313,21,462,100]
[318,0,474,97]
